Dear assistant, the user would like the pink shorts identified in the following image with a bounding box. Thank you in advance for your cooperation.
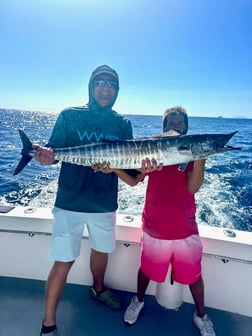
[140,231,202,284]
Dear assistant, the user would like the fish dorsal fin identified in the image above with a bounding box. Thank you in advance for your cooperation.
[100,138,129,144]
[135,131,181,140]
[152,131,181,138]
[83,139,129,146]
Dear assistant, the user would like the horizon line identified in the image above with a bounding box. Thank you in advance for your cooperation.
[0,107,251,120]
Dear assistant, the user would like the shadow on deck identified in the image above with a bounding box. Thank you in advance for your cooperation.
[0,276,251,336]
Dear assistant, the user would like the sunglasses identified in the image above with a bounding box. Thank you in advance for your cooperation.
[94,79,118,89]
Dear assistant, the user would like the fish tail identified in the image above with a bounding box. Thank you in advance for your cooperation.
[13,130,33,175]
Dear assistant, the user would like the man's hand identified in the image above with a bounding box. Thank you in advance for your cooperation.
[33,145,55,164]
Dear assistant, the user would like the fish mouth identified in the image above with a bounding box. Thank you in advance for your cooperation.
[213,131,240,152]
[217,131,237,146]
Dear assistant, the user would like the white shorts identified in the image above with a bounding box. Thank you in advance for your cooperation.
[50,207,116,262]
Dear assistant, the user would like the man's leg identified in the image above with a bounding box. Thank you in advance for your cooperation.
[89,248,121,309]
[90,249,108,291]
[43,261,74,326]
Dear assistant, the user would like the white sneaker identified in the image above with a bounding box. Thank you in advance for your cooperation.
[193,312,216,336]
[124,295,144,325]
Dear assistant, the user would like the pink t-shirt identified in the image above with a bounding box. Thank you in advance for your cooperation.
[142,163,199,240]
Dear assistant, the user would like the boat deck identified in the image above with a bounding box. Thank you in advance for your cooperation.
[1,276,251,336]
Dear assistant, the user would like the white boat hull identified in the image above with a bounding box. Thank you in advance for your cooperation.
[0,206,252,317]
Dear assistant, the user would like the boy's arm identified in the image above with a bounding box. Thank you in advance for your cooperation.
[92,164,144,186]
[114,169,144,186]
[188,159,206,194]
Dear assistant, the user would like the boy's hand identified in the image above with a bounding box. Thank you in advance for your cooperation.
[139,158,163,174]
[92,162,114,174]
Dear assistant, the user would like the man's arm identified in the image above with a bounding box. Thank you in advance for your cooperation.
[188,159,206,194]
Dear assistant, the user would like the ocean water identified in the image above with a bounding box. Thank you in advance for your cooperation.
[0,108,251,232]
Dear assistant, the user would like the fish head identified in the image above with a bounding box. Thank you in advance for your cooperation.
[189,132,239,158]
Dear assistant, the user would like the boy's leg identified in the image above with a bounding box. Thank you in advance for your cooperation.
[189,276,205,317]
[137,269,150,302]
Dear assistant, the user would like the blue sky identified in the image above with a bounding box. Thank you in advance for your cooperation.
[1,0,252,118]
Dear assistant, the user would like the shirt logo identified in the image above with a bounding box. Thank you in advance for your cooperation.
[77,130,119,142]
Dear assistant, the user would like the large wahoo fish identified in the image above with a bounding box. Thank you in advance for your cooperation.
[13,129,240,175]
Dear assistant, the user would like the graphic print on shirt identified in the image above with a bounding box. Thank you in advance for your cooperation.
[77,130,120,142]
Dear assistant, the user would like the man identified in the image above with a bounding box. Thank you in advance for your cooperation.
[34,65,133,336]
[108,107,216,336]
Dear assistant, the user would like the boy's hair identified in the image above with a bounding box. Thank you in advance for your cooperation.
[162,106,188,134]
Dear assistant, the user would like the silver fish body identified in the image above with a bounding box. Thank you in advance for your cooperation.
[13,130,240,175]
